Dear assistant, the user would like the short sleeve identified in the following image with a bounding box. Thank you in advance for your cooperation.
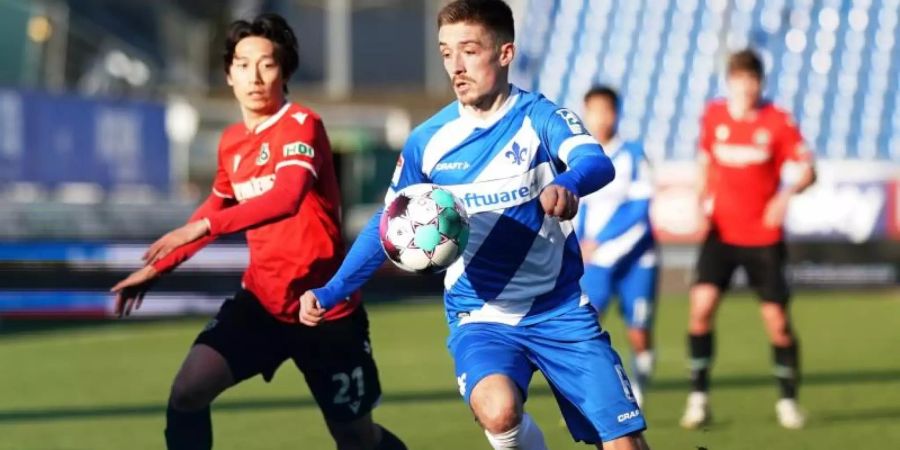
[541,107,601,166]
[273,113,324,178]
[776,114,813,165]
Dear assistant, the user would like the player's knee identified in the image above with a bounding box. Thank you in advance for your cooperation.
[168,380,212,412]
[475,402,521,435]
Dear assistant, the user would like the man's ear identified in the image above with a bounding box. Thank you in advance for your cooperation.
[498,42,516,67]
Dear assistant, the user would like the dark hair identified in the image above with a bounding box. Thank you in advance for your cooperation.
[584,85,620,111]
[223,13,299,92]
[727,48,764,80]
[437,0,515,45]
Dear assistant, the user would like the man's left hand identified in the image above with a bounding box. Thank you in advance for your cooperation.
[540,184,579,220]
[763,191,791,229]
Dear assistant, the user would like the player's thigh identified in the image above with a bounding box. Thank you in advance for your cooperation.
[694,230,737,292]
[614,262,658,330]
[527,307,646,443]
[740,241,791,305]
[581,264,615,314]
[184,291,287,396]
[447,323,534,412]
[293,306,383,424]
[169,344,235,410]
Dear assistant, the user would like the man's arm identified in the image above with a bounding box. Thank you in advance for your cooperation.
[204,166,313,236]
[301,133,428,323]
[539,108,616,219]
[763,114,817,228]
[311,210,387,310]
[151,193,235,273]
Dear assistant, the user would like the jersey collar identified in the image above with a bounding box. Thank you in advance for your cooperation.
[457,84,521,129]
[253,102,292,134]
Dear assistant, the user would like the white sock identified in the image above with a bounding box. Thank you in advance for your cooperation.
[633,350,655,385]
[484,413,547,450]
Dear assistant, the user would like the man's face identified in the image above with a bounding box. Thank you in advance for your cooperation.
[438,22,513,107]
[726,70,762,111]
[227,36,285,114]
[583,95,617,141]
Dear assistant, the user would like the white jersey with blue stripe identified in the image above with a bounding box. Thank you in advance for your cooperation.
[388,86,604,327]
[575,138,656,268]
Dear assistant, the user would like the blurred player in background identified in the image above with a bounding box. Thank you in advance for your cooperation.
[576,86,658,408]
[299,1,651,449]
[110,13,405,450]
[680,49,816,430]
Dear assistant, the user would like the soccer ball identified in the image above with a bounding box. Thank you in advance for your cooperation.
[379,184,470,273]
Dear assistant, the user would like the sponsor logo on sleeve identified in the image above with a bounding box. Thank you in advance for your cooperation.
[283,141,315,158]
[555,109,586,135]
[391,155,404,185]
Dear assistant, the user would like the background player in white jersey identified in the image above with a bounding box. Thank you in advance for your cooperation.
[575,86,658,408]
[299,1,650,449]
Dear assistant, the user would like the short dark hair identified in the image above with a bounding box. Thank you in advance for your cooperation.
[437,0,515,45]
[223,13,299,92]
[584,85,620,111]
[727,48,764,80]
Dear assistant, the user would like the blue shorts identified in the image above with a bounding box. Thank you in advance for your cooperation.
[448,306,647,443]
[581,260,658,329]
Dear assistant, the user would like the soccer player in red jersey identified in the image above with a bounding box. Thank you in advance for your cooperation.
[110,14,405,450]
[680,49,816,430]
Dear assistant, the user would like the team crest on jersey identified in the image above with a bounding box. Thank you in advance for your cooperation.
[715,125,730,141]
[283,141,315,158]
[256,143,270,165]
[753,129,771,145]
[555,109,586,135]
[505,142,528,165]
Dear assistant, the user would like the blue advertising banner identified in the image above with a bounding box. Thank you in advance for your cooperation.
[0,89,169,194]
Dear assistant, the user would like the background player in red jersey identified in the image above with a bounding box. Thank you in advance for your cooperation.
[110,13,405,450]
[680,49,816,430]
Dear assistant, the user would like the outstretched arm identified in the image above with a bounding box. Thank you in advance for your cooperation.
[144,166,312,263]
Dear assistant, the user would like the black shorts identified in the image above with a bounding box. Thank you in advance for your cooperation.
[694,230,791,304]
[194,289,382,422]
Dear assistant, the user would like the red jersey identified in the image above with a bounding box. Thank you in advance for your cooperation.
[699,99,813,246]
[155,102,359,323]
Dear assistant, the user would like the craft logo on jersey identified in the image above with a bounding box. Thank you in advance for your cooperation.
[433,161,470,172]
[555,108,585,135]
[505,142,527,165]
[256,143,270,165]
[283,141,315,158]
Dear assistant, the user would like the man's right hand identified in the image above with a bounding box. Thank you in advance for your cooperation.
[298,291,325,326]
[110,265,159,317]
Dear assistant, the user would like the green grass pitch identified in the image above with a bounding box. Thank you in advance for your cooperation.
[1,290,898,449]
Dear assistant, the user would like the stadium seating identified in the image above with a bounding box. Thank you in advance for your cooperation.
[512,0,899,161]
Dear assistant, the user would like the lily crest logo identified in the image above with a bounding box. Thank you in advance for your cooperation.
[505,142,527,165]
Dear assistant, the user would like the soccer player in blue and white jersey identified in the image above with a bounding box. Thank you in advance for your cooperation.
[299,1,650,449]
[575,86,659,408]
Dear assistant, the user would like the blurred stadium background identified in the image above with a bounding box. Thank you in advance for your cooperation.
[0,0,897,449]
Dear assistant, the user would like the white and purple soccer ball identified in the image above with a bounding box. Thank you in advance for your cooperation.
[379,184,470,273]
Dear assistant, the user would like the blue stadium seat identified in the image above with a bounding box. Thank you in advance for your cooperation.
[512,0,900,161]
